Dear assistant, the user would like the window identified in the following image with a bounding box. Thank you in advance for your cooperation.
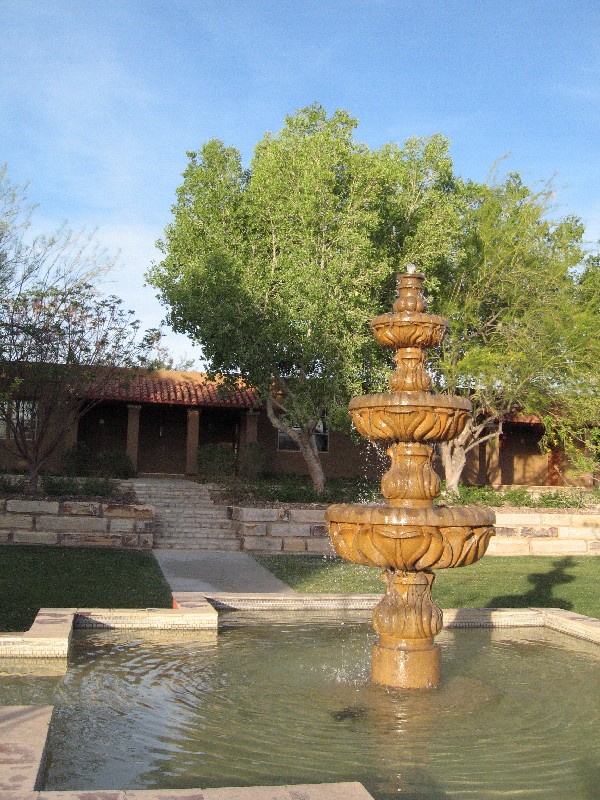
[0,401,36,441]
[277,419,329,453]
[14,401,37,441]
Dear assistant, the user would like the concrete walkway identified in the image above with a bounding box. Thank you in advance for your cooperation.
[153,550,296,594]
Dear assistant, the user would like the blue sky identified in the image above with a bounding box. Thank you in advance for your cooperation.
[1,0,599,364]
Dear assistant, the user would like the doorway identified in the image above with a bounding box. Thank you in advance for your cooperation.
[138,405,187,474]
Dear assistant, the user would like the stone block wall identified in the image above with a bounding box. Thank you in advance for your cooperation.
[0,498,155,548]
[231,506,334,554]
[232,506,600,556]
[489,511,600,555]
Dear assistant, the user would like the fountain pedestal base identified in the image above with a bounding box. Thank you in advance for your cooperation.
[372,639,440,689]
[371,570,443,689]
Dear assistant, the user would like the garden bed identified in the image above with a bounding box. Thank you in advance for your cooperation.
[211,475,600,509]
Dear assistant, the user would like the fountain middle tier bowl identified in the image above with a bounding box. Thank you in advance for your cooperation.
[370,310,448,349]
[349,392,472,442]
[326,503,495,572]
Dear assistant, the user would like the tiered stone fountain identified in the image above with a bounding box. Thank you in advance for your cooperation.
[326,266,496,689]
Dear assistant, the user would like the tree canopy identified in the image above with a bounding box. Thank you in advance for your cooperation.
[429,174,599,491]
[149,105,461,490]
[149,105,599,493]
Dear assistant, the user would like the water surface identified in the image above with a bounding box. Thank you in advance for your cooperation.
[1,616,599,799]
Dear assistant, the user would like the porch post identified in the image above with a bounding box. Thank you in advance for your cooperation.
[186,408,200,475]
[487,430,501,488]
[126,404,141,473]
[241,410,259,445]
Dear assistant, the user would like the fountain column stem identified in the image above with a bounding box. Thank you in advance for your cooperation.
[372,571,443,688]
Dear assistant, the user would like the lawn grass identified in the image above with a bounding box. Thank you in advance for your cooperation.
[0,546,173,632]
[252,554,600,620]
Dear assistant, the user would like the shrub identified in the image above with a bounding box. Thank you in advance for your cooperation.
[236,442,266,480]
[80,476,118,497]
[501,486,531,506]
[61,442,94,476]
[449,484,536,507]
[217,475,379,505]
[61,443,134,479]
[40,475,80,496]
[40,475,117,497]
[535,490,586,509]
[197,443,236,480]
[96,450,135,479]
[0,475,25,494]
[451,484,502,506]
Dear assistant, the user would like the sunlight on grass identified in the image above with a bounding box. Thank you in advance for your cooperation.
[252,554,600,619]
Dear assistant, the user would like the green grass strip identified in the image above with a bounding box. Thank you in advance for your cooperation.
[252,554,600,620]
[0,546,173,632]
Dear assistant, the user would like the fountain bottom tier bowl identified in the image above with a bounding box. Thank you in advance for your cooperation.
[326,503,496,688]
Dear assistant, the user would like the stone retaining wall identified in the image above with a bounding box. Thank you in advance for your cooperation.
[231,506,334,554]
[231,506,600,556]
[489,511,600,555]
[0,498,155,548]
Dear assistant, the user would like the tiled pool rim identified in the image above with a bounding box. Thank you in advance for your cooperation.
[2,594,600,660]
[1,596,600,800]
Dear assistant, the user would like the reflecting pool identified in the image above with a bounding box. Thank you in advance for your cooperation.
[1,616,599,799]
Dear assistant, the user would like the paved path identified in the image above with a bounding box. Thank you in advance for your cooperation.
[153,550,296,594]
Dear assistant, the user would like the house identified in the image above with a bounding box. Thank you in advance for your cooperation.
[462,415,597,488]
[0,368,595,487]
[0,369,378,481]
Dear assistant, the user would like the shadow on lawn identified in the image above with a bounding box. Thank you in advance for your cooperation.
[487,556,575,610]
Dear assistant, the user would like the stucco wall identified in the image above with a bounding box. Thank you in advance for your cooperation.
[0,418,77,474]
[254,412,383,481]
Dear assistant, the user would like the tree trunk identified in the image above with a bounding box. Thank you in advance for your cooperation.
[265,396,326,495]
[439,440,467,497]
[439,417,502,496]
[438,417,475,497]
[26,462,42,494]
[297,428,326,495]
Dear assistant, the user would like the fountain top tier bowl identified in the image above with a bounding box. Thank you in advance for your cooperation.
[325,266,495,688]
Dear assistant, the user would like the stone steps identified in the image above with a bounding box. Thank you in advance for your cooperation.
[156,537,241,551]
[132,478,240,551]
[154,523,237,534]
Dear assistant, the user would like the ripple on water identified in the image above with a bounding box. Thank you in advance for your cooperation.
[0,621,598,799]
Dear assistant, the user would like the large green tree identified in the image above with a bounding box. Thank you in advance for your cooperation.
[429,174,599,493]
[149,105,460,492]
[150,106,598,494]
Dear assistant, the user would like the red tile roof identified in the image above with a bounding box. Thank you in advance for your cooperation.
[96,370,260,409]
[505,413,543,424]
